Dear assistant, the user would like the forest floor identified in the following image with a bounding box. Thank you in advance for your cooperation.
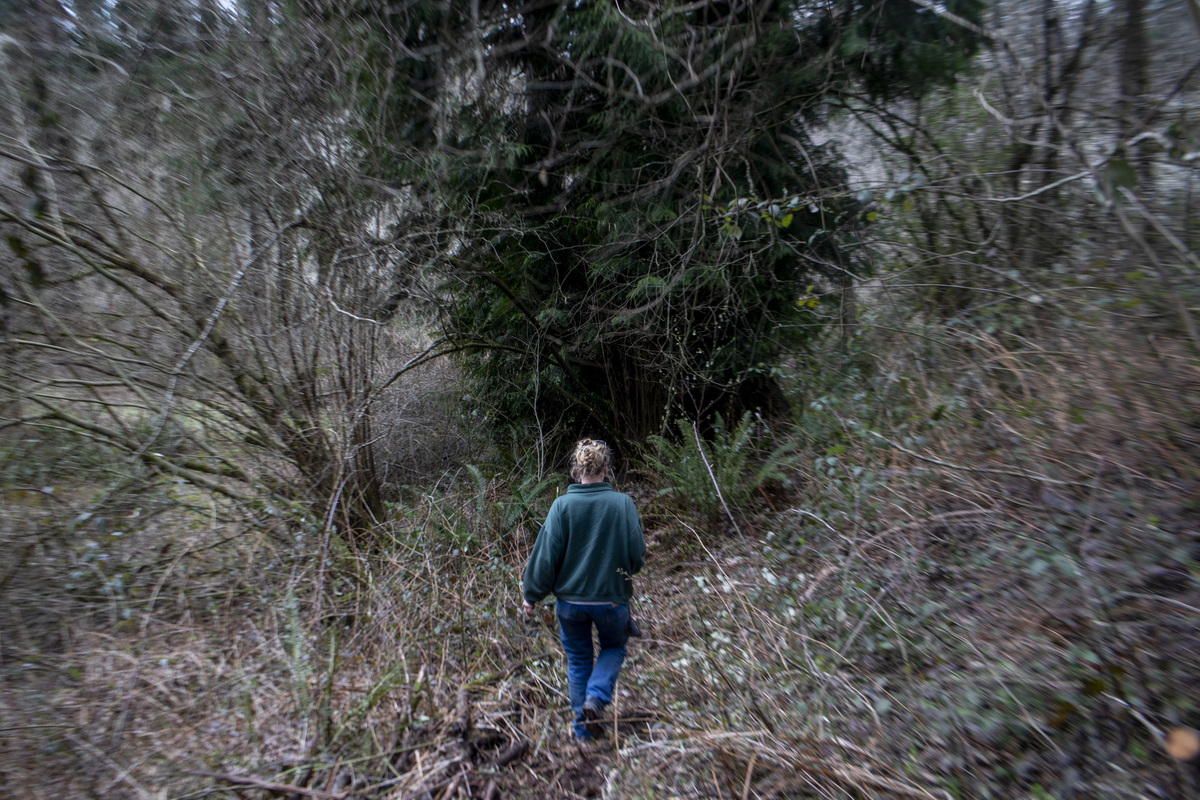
[3,334,1200,799]
[3,465,1198,800]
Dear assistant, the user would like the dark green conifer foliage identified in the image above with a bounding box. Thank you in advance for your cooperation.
[351,0,985,449]
[815,0,987,100]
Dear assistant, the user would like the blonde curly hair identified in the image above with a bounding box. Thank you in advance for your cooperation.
[569,438,612,482]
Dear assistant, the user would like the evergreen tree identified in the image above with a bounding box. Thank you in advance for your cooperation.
[353,0,985,448]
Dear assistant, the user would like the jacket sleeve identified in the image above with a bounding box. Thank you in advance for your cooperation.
[627,499,646,575]
[522,504,565,605]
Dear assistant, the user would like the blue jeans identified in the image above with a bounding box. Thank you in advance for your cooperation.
[556,599,630,740]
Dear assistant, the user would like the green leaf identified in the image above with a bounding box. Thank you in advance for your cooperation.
[841,31,868,57]
[630,275,667,300]
[648,204,678,223]
[780,213,793,228]
[1103,159,1137,192]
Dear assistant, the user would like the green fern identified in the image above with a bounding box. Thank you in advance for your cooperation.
[458,464,563,544]
[644,412,799,527]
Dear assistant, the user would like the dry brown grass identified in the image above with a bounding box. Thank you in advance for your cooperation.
[2,320,1198,800]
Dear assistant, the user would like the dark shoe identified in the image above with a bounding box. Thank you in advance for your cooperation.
[581,696,605,738]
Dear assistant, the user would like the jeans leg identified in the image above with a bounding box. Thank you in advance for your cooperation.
[584,604,629,706]
[556,601,595,739]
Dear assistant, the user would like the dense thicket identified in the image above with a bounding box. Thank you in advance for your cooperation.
[0,0,457,530]
[346,0,984,448]
[0,1,987,526]
[3,3,1200,800]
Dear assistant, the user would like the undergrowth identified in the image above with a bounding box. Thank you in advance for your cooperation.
[643,411,802,530]
[2,321,1198,799]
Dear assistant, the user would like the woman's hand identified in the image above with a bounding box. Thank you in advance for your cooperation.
[521,601,536,619]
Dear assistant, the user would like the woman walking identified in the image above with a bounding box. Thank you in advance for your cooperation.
[522,439,646,741]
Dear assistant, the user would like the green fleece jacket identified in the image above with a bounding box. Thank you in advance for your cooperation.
[523,482,646,605]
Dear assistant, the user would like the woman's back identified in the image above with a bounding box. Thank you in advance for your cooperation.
[530,482,644,604]
[520,438,646,742]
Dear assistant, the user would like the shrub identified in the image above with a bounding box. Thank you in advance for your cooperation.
[643,412,800,529]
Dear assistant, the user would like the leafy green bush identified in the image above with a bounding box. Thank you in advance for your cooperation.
[643,412,800,528]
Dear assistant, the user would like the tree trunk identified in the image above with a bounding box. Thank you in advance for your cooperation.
[1117,0,1151,189]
